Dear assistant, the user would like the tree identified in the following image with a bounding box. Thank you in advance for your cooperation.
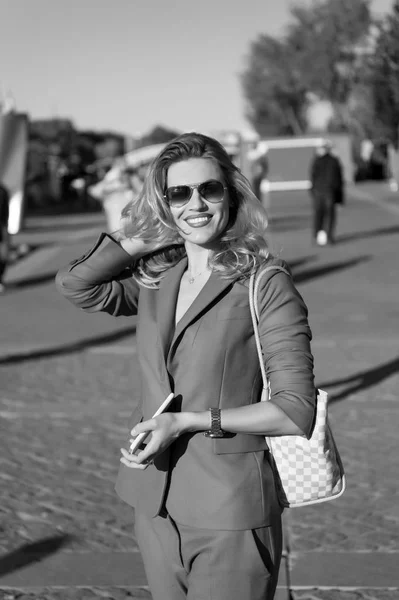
[369,1,399,146]
[241,0,372,136]
[287,0,371,104]
[138,125,181,147]
[241,34,308,136]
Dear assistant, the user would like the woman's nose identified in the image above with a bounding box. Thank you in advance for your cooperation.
[188,189,207,210]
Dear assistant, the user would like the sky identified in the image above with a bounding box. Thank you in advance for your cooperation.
[0,0,394,137]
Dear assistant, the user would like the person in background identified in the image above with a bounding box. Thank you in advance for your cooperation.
[0,181,10,293]
[56,132,316,600]
[309,141,344,246]
[250,142,269,202]
[88,161,145,233]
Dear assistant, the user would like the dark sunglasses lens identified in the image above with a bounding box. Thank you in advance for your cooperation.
[199,180,225,202]
[166,186,191,206]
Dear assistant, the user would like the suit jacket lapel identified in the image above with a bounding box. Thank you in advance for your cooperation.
[156,258,235,360]
[169,270,233,356]
[156,256,188,356]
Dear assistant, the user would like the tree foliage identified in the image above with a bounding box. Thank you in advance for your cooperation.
[138,124,180,147]
[241,0,372,136]
[288,0,371,103]
[368,1,399,146]
[242,34,308,136]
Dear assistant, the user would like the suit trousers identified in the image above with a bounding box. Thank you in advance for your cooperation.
[134,510,283,600]
[311,189,336,242]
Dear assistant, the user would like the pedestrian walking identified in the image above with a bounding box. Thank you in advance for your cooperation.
[310,141,344,246]
[56,132,316,600]
[0,181,10,293]
[88,162,144,233]
[250,142,269,202]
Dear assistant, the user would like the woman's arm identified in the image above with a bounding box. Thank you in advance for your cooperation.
[193,268,316,438]
[120,402,303,470]
[185,401,304,437]
[56,228,182,316]
[55,233,142,317]
[257,266,316,436]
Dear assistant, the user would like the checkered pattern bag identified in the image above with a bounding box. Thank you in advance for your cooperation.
[249,266,346,508]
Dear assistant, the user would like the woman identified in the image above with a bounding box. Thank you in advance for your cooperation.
[56,132,316,600]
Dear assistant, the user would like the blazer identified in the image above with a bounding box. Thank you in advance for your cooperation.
[56,234,316,529]
[310,153,345,204]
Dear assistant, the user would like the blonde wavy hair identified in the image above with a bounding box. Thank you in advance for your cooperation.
[121,132,270,288]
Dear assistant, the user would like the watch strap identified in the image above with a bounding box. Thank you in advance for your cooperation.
[203,407,225,438]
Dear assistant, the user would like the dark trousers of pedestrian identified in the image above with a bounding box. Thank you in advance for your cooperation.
[0,238,9,284]
[311,189,336,243]
[134,510,282,600]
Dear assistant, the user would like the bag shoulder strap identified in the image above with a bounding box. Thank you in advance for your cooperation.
[249,265,291,395]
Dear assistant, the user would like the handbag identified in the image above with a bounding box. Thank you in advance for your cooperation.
[249,265,346,508]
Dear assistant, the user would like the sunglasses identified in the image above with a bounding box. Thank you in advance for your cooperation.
[164,179,227,208]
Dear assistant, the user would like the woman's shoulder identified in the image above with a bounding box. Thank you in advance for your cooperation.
[255,256,308,314]
[236,256,292,291]
[253,256,298,305]
[257,256,292,279]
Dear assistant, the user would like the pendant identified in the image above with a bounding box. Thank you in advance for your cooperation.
[187,269,207,284]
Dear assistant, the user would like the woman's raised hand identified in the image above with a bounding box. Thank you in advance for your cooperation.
[112,224,182,258]
[118,236,173,258]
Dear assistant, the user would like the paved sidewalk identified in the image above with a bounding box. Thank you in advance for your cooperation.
[0,187,398,599]
[1,212,136,361]
[349,180,399,214]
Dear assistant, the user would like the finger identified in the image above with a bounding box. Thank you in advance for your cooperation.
[121,447,140,461]
[121,447,153,465]
[131,419,156,436]
[120,448,153,468]
[120,456,148,470]
[132,443,156,464]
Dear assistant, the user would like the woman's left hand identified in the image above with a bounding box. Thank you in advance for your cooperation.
[120,412,185,470]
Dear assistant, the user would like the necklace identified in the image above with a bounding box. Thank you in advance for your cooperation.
[188,268,209,284]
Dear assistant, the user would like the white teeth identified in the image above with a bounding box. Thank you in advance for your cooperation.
[186,216,210,224]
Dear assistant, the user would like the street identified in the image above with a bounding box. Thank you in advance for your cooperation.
[1,183,399,599]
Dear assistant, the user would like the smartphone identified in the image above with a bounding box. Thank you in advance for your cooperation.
[128,392,175,455]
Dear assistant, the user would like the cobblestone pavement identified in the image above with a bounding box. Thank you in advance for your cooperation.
[1,352,139,554]
[293,591,399,600]
[0,590,151,599]
[0,589,397,600]
[1,187,399,598]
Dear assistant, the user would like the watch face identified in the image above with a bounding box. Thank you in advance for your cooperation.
[203,431,225,438]
[211,431,225,438]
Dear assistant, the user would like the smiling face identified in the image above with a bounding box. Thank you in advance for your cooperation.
[166,158,230,250]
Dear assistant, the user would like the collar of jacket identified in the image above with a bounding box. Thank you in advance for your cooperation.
[156,256,234,360]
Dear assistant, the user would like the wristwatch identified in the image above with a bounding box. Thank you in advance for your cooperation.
[203,407,225,438]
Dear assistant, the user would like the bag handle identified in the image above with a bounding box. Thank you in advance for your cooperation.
[249,265,291,400]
